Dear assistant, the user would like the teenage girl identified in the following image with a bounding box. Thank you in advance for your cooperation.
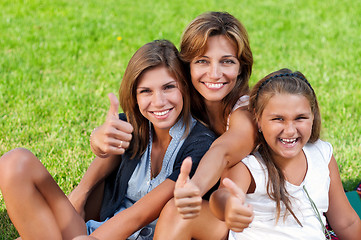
[210,68,361,239]
[0,40,215,239]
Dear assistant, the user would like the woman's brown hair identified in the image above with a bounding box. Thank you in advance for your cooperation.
[180,11,253,132]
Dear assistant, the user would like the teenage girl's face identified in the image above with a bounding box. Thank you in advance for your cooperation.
[190,35,240,103]
[136,66,183,132]
[258,93,314,163]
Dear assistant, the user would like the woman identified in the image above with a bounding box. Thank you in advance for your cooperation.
[0,40,215,239]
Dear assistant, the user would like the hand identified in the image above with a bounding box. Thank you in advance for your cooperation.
[174,157,202,219]
[90,93,133,157]
[223,178,254,232]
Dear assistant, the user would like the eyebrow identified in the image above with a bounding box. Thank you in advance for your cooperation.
[137,80,177,89]
[267,112,312,118]
[198,54,237,58]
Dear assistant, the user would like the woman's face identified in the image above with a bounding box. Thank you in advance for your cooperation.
[258,93,314,164]
[190,35,240,103]
[136,66,183,132]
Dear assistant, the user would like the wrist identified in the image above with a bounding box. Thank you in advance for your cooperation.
[90,128,109,158]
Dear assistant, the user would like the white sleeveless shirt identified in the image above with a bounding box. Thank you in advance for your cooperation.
[229,140,332,240]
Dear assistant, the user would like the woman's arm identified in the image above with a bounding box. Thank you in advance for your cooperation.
[191,108,256,195]
[325,155,361,239]
[173,109,256,219]
[90,179,175,239]
[68,154,121,218]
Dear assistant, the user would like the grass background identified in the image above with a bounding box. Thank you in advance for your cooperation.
[1,0,360,238]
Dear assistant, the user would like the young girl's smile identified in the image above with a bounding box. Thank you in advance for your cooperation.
[136,66,183,132]
[190,35,240,103]
[258,93,314,162]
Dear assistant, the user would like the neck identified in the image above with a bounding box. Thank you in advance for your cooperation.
[152,127,172,149]
[272,151,308,186]
[205,100,225,135]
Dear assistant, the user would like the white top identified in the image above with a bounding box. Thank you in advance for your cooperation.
[229,139,332,240]
[226,95,249,130]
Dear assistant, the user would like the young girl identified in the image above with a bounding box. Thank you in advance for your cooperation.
[209,68,361,239]
[0,40,216,239]
[90,11,256,239]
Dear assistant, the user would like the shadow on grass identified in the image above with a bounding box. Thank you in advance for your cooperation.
[343,178,361,192]
[0,209,19,240]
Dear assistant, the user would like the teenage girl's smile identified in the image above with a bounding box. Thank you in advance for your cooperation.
[258,93,314,162]
[136,66,183,131]
[190,35,240,103]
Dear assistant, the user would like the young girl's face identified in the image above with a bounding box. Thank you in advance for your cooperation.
[136,66,183,132]
[190,35,240,104]
[258,93,314,162]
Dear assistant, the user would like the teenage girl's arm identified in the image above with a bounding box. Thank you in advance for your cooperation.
[68,154,122,218]
[325,155,361,239]
[209,161,254,232]
[90,179,175,239]
[90,93,133,158]
[174,108,256,217]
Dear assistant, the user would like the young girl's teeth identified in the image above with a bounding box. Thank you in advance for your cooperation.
[153,110,169,116]
[280,138,296,144]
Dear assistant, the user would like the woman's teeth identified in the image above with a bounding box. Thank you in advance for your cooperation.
[204,82,224,89]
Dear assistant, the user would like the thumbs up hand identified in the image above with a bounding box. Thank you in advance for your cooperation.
[174,157,202,219]
[223,178,254,232]
[90,93,134,158]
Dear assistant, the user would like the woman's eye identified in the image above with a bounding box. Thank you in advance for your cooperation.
[272,117,283,121]
[222,59,236,64]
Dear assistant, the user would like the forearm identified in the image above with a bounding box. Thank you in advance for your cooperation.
[73,155,121,198]
[91,179,174,239]
[191,144,229,195]
[332,215,361,240]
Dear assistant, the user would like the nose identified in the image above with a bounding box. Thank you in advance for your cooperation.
[152,91,166,107]
[284,121,296,136]
[207,63,222,79]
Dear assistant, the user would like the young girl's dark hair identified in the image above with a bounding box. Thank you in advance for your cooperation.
[249,68,321,225]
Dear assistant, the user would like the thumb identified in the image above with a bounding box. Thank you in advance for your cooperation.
[107,93,119,118]
[223,178,246,201]
[176,157,192,188]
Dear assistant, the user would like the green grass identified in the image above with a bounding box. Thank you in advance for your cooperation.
[1,0,360,238]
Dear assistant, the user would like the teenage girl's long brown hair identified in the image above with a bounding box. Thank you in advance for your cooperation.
[119,40,191,158]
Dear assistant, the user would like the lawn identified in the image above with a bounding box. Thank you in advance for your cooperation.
[1,0,360,238]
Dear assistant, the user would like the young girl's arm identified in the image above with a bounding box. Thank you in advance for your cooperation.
[90,179,175,239]
[209,161,254,232]
[325,155,361,239]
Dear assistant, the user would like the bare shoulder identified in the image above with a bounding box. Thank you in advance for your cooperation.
[228,107,255,132]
